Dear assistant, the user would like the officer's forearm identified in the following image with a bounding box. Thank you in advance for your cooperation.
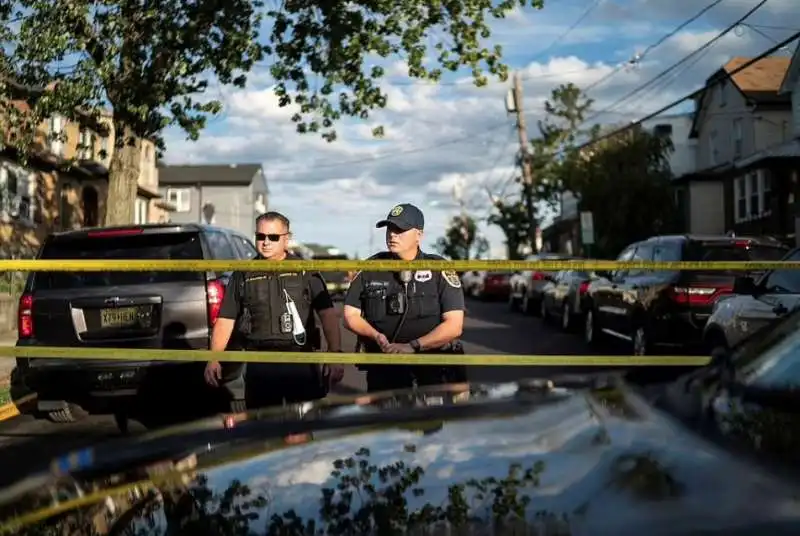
[318,308,342,351]
[417,317,463,351]
[343,308,380,340]
[210,318,236,353]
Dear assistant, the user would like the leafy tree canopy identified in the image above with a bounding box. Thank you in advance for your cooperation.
[0,0,547,224]
[434,214,489,260]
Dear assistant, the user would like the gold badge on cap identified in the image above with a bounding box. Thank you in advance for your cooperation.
[390,205,403,216]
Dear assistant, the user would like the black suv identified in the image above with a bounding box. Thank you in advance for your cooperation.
[15,224,259,423]
[583,234,788,355]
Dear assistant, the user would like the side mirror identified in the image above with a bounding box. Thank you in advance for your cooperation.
[733,276,757,295]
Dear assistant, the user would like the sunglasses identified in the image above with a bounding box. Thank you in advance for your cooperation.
[255,232,288,242]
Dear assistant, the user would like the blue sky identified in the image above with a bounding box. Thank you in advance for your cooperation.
[161,0,800,258]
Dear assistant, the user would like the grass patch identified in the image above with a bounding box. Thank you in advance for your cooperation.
[0,387,9,406]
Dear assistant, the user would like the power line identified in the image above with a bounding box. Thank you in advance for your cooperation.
[584,0,726,93]
[576,29,800,153]
[583,0,770,123]
[268,121,512,171]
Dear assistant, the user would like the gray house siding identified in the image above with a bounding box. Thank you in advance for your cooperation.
[158,164,268,238]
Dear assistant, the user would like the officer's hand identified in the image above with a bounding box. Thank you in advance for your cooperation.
[204,361,222,386]
[373,332,390,351]
[326,364,345,385]
[385,343,413,354]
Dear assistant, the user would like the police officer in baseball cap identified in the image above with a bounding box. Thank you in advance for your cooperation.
[342,203,468,392]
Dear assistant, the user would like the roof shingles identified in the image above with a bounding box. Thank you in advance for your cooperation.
[158,163,262,186]
[723,56,791,93]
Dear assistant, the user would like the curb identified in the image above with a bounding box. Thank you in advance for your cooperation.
[0,393,36,422]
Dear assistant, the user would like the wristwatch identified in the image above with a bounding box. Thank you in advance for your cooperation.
[409,339,422,353]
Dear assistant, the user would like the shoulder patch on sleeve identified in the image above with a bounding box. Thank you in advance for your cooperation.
[442,270,461,288]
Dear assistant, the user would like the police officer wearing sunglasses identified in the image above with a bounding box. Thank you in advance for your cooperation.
[342,203,467,392]
[204,211,345,410]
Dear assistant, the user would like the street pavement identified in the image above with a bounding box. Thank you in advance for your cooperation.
[0,299,598,488]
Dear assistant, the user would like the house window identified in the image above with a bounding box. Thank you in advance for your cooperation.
[48,115,64,157]
[735,170,771,223]
[733,118,743,158]
[735,176,747,222]
[134,197,149,224]
[99,137,109,161]
[78,129,95,160]
[0,161,36,224]
[749,172,760,217]
[166,188,191,212]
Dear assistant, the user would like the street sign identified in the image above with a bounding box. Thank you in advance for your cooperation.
[580,211,594,245]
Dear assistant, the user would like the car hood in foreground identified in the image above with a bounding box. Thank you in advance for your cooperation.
[1,378,800,535]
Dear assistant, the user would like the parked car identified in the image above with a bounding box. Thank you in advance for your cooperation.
[461,271,510,300]
[659,302,800,468]
[508,253,573,315]
[583,234,788,356]
[703,247,800,358]
[540,269,597,331]
[15,224,259,423]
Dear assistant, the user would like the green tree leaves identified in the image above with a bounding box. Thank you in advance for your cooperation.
[434,214,489,260]
[487,82,678,259]
[268,0,546,142]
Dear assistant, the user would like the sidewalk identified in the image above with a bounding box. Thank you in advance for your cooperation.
[0,331,16,388]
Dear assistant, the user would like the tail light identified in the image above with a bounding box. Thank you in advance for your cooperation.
[669,285,731,306]
[578,281,590,295]
[18,293,34,338]
[532,272,545,281]
[206,280,225,326]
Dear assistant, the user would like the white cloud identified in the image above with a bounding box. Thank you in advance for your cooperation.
[163,0,800,256]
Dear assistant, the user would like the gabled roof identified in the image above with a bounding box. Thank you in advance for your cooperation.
[158,163,263,186]
[723,56,791,95]
[779,42,800,94]
[690,55,792,138]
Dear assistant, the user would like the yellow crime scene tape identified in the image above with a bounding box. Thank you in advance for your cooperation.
[0,259,797,272]
[0,347,711,366]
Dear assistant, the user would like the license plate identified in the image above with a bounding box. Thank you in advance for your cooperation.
[100,306,139,328]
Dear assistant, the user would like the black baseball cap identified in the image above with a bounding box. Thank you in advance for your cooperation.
[376,203,425,231]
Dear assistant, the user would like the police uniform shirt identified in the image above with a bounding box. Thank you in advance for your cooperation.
[218,256,334,323]
[344,250,465,346]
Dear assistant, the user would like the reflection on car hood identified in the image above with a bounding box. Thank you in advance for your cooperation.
[2,378,800,535]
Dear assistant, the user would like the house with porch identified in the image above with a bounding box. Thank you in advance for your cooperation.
[0,81,175,260]
[673,55,798,243]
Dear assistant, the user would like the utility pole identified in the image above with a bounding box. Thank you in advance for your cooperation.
[508,72,537,253]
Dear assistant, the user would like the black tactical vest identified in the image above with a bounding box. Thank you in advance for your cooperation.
[240,269,312,346]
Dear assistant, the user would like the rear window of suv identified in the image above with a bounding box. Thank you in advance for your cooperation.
[34,231,204,290]
[685,241,788,262]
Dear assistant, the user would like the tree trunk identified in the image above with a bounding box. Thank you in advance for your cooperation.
[104,122,140,226]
